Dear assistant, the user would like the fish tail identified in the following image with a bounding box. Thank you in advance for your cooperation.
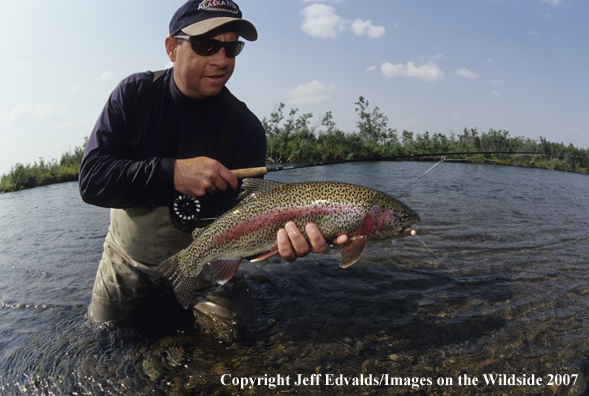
[158,253,199,309]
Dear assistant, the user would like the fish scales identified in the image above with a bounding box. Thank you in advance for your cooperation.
[182,182,382,263]
[158,179,420,308]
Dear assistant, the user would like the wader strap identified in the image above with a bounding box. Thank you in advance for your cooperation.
[128,69,166,149]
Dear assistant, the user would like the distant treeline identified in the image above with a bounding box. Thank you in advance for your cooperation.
[1,97,587,193]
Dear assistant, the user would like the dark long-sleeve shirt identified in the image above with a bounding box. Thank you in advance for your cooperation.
[79,68,266,211]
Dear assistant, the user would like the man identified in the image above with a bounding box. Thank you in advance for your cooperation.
[80,0,347,326]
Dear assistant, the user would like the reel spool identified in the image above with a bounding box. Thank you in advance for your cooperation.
[170,194,203,229]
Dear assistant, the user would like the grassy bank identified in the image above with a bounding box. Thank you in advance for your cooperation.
[0,138,86,193]
[408,153,589,174]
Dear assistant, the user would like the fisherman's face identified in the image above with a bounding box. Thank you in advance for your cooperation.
[166,30,237,100]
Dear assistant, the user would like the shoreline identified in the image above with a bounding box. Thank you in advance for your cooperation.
[1,157,586,195]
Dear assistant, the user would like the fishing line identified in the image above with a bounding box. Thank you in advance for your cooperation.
[414,235,488,307]
[409,161,491,307]
[410,151,551,183]
[413,156,446,181]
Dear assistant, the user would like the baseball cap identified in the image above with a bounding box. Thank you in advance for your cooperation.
[169,0,258,41]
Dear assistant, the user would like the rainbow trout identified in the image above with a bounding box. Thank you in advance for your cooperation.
[158,179,420,308]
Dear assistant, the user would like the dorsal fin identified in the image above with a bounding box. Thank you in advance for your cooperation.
[239,178,285,201]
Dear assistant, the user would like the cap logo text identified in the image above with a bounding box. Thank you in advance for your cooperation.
[198,0,239,14]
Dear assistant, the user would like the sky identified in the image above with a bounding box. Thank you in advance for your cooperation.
[1,0,588,176]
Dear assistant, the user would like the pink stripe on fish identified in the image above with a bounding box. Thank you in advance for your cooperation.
[215,205,356,245]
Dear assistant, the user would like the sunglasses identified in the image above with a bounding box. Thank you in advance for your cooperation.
[174,35,245,58]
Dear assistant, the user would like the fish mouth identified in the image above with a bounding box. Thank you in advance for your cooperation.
[395,224,418,237]
[395,211,420,237]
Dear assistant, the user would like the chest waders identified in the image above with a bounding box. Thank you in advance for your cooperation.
[88,71,250,327]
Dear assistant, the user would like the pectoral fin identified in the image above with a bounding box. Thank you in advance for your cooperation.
[208,258,243,285]
[340,236,368,268]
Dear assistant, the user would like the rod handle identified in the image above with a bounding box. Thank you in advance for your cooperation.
[231,166,268,179]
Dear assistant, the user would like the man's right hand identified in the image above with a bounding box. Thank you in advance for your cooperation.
[173,157,238,197]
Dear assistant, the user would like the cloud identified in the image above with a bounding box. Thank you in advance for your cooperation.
[489,79,505,85]
[351,19,385,38]
[290,80,337,103]
[367,66,378,72]
[101,71,115,81]
[7,60,28,70]
[71,85,81,93]
[300,4,384,39]
[303,0,342,2]
[300,4,345,39]
[541,0,562,6]
[430,54,446,60]
[529,30,539,36]
[0,103,71,125]
[455,67,479,79]
[561,127,582,134]
[491,91,501,98]
[381,61,445,82]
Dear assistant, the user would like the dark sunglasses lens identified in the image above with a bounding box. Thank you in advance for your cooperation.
[225,41,244,58]
[190,38,221,56]
[189,38,244,58]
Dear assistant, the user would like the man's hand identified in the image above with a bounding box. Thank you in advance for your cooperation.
[277,222,348,263]
[173,157,238,197]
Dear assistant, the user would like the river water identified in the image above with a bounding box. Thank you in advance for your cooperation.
[0,161,588,395]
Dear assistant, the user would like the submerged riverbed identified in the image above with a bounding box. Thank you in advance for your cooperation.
[1,162,588,395]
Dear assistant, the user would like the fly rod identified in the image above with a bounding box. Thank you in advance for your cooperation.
[230,151,574,179]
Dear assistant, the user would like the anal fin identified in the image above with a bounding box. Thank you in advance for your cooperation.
[340,236,368,268]
[209,258,243,285]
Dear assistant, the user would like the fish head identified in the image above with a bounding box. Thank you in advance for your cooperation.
[393,206,420,238]
[363,195,420,240]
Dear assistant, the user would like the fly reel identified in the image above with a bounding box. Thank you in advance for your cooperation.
[171,194,202,226]
[169,192,224,232]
